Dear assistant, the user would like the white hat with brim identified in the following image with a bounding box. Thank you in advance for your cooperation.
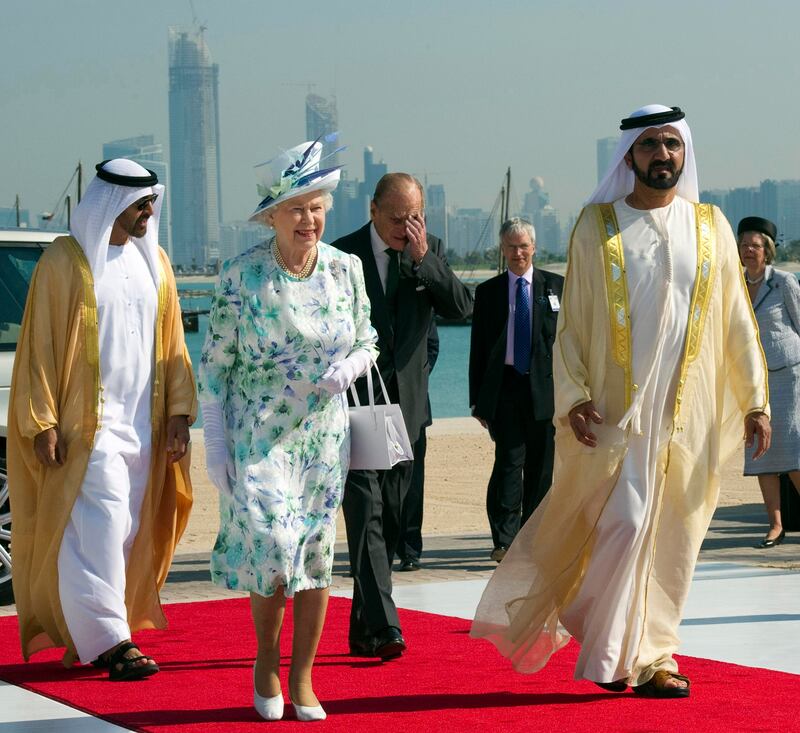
[249,139,342,221]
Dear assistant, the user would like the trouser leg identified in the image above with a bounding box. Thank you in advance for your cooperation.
[398,429,426,562]
[521,419,555,524]
[560,436,658,683]
[486,372,529,548]
[342,468,400,641]
[381,461,414,566]
[58,441,150,664]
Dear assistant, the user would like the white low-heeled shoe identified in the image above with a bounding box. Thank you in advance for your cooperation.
[253,669,284,721]
[292,701,327,722]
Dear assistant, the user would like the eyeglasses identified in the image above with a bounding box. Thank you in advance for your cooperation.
[634,137,684,153]
[135,194,159,211]
[739,242,765,251]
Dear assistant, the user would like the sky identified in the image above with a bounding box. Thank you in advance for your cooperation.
[2,0,799,230]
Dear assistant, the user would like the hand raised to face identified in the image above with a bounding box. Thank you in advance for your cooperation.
[405,213,428,265]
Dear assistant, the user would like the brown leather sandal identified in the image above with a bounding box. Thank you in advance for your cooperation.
[632,670,690,698]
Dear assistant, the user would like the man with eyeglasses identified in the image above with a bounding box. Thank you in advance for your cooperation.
[473,105,770,699]
[332,172,472,660]
[8,159,196,680]
[469,217,563,563]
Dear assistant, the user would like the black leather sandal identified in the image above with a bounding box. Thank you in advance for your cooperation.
[106,641,159,682]
[91,654,111,669]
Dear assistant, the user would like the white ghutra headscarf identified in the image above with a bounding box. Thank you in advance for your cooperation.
[587,104,698,205]
[70,158,165,284]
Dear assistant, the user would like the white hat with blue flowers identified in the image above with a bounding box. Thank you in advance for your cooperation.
[249,135,343,220]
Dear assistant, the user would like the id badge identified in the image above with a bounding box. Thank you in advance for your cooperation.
[548,294,561,312]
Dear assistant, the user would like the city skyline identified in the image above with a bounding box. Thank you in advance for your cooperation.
[2,1,799,236]
[168,26,222,267]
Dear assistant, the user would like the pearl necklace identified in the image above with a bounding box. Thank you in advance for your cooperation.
[272,238,317,279]
[745,272,765,285]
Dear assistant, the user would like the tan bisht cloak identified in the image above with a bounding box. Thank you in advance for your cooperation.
[8,236,197,665]
[471,203,768,685]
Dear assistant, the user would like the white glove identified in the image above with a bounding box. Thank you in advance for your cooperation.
[201,401,235,496]
[318,350,373,395]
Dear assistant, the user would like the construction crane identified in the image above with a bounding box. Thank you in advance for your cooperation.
[188,0,207,32]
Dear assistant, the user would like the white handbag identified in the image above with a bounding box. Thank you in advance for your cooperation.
[348,359,414,470]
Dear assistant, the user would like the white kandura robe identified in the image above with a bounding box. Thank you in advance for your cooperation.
[558,197,697,683]
[57,242,158,664]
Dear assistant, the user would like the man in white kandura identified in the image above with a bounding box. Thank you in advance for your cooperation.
[471,104,771,698]
[9,159,196,680]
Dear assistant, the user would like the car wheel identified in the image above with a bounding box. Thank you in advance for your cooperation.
[0,454,13,606]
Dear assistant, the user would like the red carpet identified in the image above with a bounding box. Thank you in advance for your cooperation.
[0,596,797,732]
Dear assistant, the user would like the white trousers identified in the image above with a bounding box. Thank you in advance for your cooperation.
[559,433,661,682]
[57,425,151,664]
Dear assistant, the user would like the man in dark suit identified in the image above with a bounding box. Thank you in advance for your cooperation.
[469,217,563,562]
[333,173,472,660]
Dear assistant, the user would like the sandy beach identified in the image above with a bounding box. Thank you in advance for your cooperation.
[179,418,764,554]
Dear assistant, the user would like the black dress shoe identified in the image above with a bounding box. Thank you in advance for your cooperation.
[373,626,406,660]
[399,558,421,572]
[348,637,376,657]
[490,546,508,563]
[759,529,785,548]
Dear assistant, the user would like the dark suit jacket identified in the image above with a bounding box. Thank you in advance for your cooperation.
[469,267,564,423]
[332,223,473,443]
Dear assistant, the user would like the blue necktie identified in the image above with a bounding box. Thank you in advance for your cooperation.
[514,277,531,374]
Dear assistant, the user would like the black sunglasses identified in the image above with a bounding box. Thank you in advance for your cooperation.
[136,194,159,211]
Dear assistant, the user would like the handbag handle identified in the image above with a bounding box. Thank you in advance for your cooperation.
[348,356,391,411]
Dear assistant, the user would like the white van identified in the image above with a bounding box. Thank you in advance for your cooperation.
[0,228,65,604]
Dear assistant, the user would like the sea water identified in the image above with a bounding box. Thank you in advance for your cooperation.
[180,283,471,425]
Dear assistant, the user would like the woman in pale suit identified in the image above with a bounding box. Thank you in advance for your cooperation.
[739,216,800,547]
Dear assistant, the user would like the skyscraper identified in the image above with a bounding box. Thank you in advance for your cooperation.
[596,136,618,183]
[306,93,343,237]
[363,146,387,195]
[305,93,340,168]
[168,27,222,268]
[447,208,495,256]
[426,183,447,245]
[103,135,170,255]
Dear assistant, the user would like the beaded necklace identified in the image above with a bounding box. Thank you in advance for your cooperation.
[272,238,317,279]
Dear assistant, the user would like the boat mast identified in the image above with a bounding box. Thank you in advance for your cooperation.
[497,166,511,274]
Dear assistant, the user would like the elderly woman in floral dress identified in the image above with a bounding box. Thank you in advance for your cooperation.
[199,139,377,721]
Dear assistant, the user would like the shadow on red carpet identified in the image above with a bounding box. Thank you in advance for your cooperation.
[0,596,797,732]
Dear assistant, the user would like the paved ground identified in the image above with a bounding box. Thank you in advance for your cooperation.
[137,500,800,608]
[1,499,796,617]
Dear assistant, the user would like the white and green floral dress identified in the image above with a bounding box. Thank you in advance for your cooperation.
[198,240,377,597]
